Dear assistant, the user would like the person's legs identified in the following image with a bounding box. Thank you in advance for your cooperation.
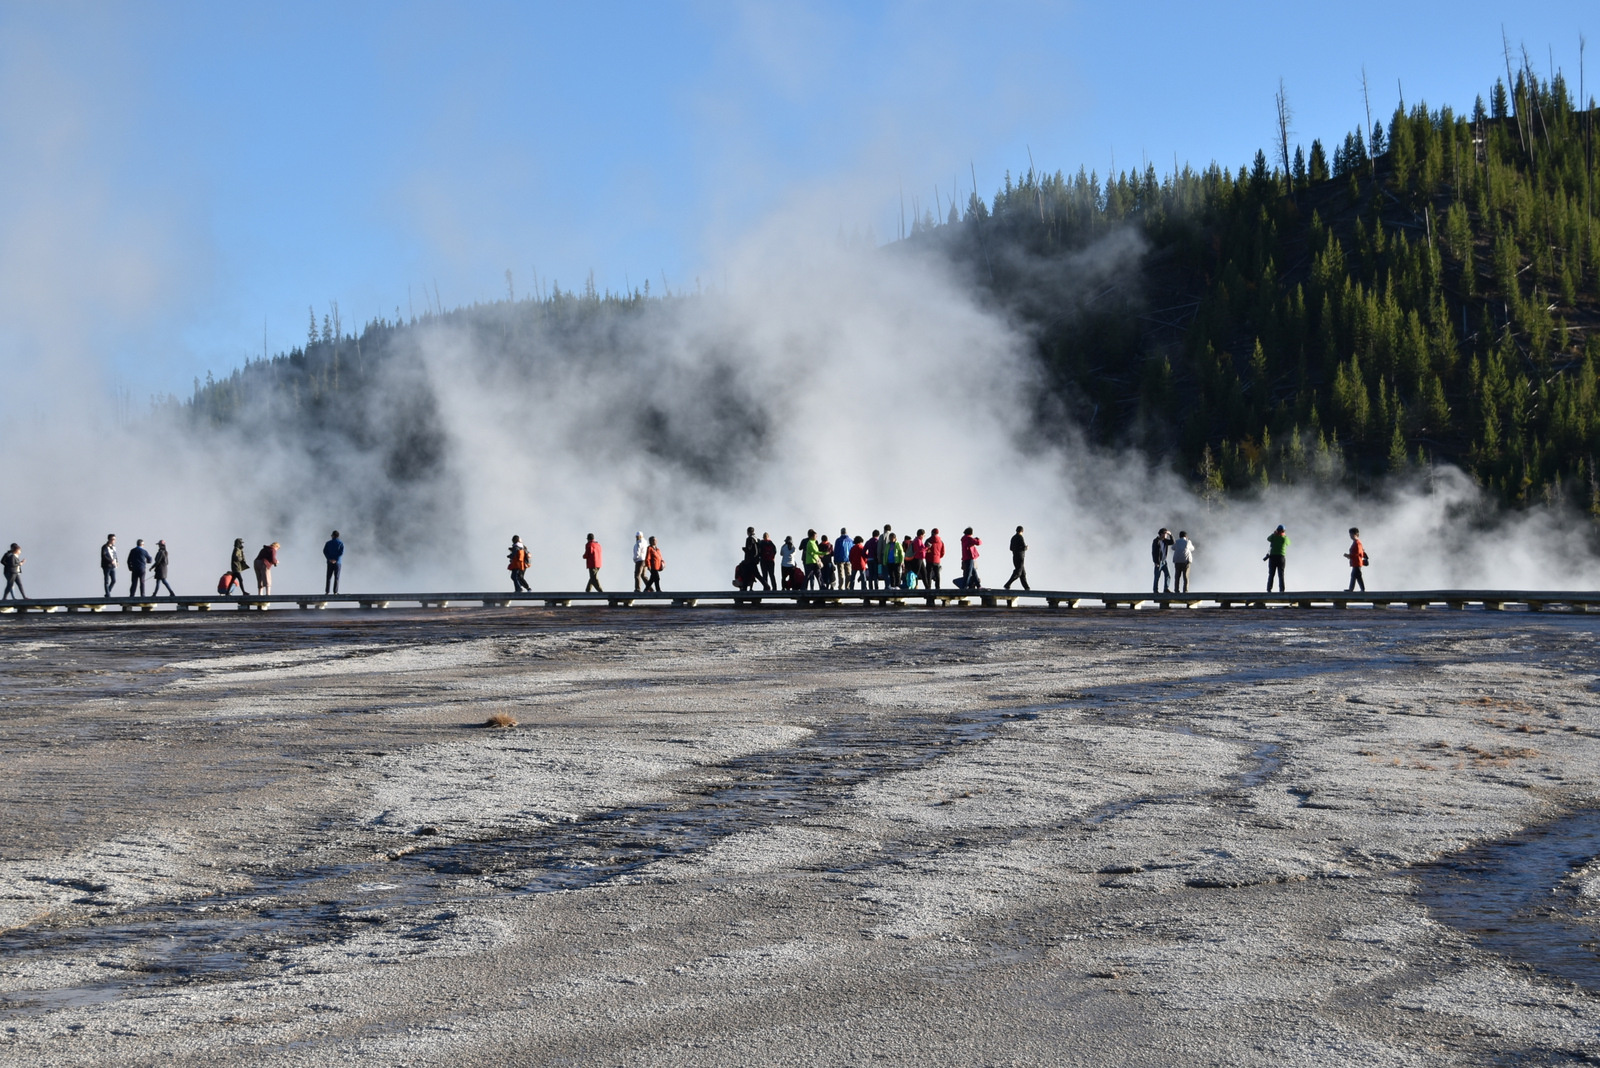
[586,568,602,593]
[156,577,174,596]
[1350,567,1365,592]
[1267,558,1285,592]
[2,578,12,600]
[13,578,24,600]
[129,573,143,597]
[1175,563,1189,593]
[103,567,115,597]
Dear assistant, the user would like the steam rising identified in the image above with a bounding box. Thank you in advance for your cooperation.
[2,221,1594,597]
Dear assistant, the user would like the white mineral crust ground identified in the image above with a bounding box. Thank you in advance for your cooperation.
[1,608,1598,1065]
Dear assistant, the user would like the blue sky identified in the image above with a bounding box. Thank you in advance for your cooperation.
[0,2,1592,399]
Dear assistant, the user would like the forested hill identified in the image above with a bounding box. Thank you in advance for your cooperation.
[187,63,1599,513]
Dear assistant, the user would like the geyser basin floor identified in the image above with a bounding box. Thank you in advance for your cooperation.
[1,611,1599,1065]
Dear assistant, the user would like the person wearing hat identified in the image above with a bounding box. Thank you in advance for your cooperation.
[152,540,174,595]
[1264,525,1290,592]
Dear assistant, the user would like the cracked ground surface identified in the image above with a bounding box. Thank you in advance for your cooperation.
[1,607,1599,1065]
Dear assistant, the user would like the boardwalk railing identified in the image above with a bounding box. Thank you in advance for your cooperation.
[0,589,1597,614]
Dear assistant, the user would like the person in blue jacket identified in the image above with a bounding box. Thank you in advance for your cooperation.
[323,530,345,594]
[126,539,152,597]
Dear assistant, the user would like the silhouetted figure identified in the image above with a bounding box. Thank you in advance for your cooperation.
[583,534,603,592]
[1151,528,1174,594]
[743,527,769,590]
[758,532,777,591]
[127,539,152,597]
[323,531,344,594]
[1345,527,1369,592]
[101,534,117,598]
[2,543,26,600]
[1004,526,1029,590]
[152,540,174,596]
[508,536,531,592]
[1265,525,1289,592]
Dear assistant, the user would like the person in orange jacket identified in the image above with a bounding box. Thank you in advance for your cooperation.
[643,536,664,592]
[1345,527,1369,592]
[508,535,531,592]
[583,533,603,592]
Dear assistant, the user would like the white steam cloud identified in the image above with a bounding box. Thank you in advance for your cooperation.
[1,218,1594,598]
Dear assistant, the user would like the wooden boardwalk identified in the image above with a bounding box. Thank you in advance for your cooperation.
[0,589,1597,614]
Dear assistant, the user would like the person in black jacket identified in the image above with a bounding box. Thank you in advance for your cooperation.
[758,532,777,591]
[2,543,25,600]
[1004,526,1030,591]
[743,527,768,590]
[152,540,175,595]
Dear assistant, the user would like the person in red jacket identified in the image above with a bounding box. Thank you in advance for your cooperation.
[583,533,603,592]
[925,528,946,589]
[848,535,868,588]
[1345,527,1369,592]
[643,536,664,592]
[960,528,981,590]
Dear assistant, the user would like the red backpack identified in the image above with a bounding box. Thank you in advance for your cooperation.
[217,573,237,594]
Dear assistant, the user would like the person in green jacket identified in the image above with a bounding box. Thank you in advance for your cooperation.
[880,528,904,588]
[1264,525,1289,592]
[800,529,824,590]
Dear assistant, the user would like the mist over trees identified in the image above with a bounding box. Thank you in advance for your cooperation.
[187,59,1600,522]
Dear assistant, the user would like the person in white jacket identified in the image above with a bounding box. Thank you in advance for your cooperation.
[632,532,648,592]
[1172,531,1196,593]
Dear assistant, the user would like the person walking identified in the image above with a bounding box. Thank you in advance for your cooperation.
[643,536,664,592]
[1345,527,1369,592]
[1004,526,1030,591]
[632,532,648,592]
[583,533,603,592]
[100,534,118,598]
[508,536,531,592]
[229,538,249,596]
[960,527,982,589]
[254,542,280,595]
[152,540,175,596]
[801,529,823,589]
[1265,525,1289,592]
[1172,531,1195,593]
[833,528,851,588]
[127,539,152,597]
[926,528,945,589]
[758,532,777,591]
[2,543,25,600]
[1151,528,1174,594]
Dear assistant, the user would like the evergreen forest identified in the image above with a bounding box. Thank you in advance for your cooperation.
[187,59,1600,515]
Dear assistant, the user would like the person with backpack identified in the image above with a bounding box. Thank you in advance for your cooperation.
[758,532,778,591]
[908,530,927,587]
[323,531,344,594]
[925,528,946,589]
[632,532,648,592]
[583,534,603,592]
[960,528,982,589]
[1264,525,1289,592]
[1172,531,1196,593]
[253,542,280,595]
[643,536,664,592]
[1151,528,1174,594]
[1004,526,1029,591]
[100,534,118,598]
[1345,527,1369,592]
[126,539,152,597]
[508,536,531,592]
[228,538,249,596]
[152,540,174,596]
[2,543,25,600]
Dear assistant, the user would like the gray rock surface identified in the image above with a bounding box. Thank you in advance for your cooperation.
[0,608,1598,1064]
